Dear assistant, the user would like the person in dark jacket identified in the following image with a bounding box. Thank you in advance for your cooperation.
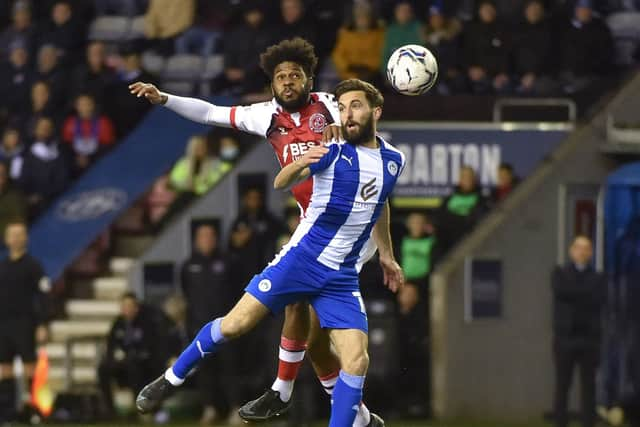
[552,235,606,427]
[0,220,49,424]
[560,0,613,93]
[212,2,274,96]
[512,0,558,94]
[0,162,27,241]
[19,116,69,217]
[437,166,487,253]
[0,42,34,119]
[490,162,519,205]
[180,224,233,424]
[462,0,511,93]
[98,293,164,418]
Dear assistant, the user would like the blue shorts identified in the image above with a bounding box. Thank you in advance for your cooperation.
[245,247,368,332]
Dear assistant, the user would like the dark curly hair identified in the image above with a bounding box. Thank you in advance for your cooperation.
[259,38,319,80]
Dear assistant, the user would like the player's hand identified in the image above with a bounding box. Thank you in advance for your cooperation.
[379,255,404,293]
[322,124,342,143]
[296,146,329,167]
[129,82,166,105]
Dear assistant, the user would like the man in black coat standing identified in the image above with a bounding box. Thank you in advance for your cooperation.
[180,224,233,424]
[552,235,606,427]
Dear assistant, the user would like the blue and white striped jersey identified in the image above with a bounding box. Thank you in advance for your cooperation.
[278,136,405,272]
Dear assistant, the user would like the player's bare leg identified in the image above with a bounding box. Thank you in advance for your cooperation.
[327,328,370,426]
[136,294,269,414]
[307,309,383,427]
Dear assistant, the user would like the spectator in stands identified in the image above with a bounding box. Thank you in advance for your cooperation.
[0,127,25,181]
[437,166,487,253]
[552,235,605,427]
[219,133,241,164]
[181,224,233,424]
[213,2,273,96]
[0,163,27,239]
[0,220,49,424]
[144,0,195,56]
[462,0,511,93]
[94,0,149,16]
[169,135,229,197]
[513,0,557,94]
[560,0,614,93]
[20,81,57,141]
[380,1,425,75]
[424,3,464,93]
[332,2,385,82]
[35,44,68,109]
[106,45,155,137]
[174,0,221,57]
[275,0,318,46]
[71,41,115,104]
[397,211,436,417]
[146,175,176,227]
[490,162,518,205]
[20,117,69,216]
[98,292,163,419]
[39,1,85,64]
[0,1,36,61]
[0,42,34,118]
[62,93,116,177]
[229,187,284,286]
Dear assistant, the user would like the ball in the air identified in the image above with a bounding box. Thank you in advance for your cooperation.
[386,44,438,96]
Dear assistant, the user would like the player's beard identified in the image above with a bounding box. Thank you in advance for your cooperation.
[342,113,375,146]
[274,82,311,112]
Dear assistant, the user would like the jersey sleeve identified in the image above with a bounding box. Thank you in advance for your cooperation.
[315,92,341,125]
[308,143,341,175]
[398,151,407,177]
[230,101,277,137]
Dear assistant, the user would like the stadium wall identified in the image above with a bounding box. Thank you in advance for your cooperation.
[128,141,286,297]
[430,74,640,421]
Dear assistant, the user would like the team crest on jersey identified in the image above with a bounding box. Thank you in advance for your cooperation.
[387,161,399,176]
[258,279,272,292]
[309,113,327,133]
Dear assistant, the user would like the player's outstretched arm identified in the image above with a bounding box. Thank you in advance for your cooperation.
[129,82,232,126]
[274,145,328,190]
[373,201,405,293]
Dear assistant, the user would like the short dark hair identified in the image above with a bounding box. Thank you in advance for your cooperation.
[499,162,514,173]
[334,79,384,108]
[121,292,139,303]
[4,218,27,230]
[259,38,318,79]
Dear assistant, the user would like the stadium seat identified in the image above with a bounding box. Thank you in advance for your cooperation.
[88,16,131,42]
[202,54,224,80]
[162,81,195,96]
[163,54,204,80]
[141,51,166,75]
[128,15,146,39]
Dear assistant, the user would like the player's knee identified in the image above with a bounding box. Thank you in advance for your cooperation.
[341,349,369,376]
[220,315,251,338]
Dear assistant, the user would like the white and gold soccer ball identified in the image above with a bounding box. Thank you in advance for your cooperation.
[386,44,438,96]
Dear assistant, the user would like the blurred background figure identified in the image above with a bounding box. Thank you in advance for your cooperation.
[490,162,518,206]
[0,220,49,424]
[97,292,164,420]
[144,0,195,56]
[180,224,233,425]
[552,235,605,427]
[381,1,425,75]
[332,2,385,82]
[0,162,26,242]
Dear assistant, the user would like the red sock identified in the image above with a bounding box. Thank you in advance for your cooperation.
[277,336,307,381]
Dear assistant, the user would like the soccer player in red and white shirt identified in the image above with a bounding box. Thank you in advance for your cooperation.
[130,38,396,427]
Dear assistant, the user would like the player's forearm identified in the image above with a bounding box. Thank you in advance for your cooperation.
[163,94,232,126]
[274,160,309,190]
[373,201,394,259]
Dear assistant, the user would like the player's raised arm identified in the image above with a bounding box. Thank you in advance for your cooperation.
[129,82,232,127]
[373,201,405,293]
[273,145,328,190]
